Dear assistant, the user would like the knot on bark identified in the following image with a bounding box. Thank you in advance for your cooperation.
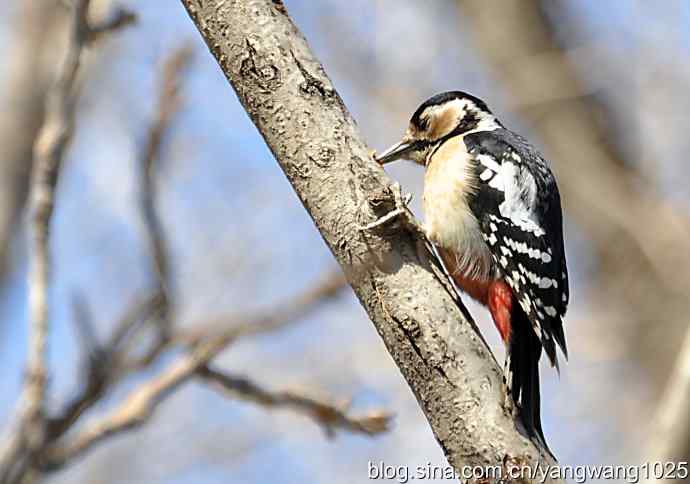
[363,185,399,230]
[291,51,335,100]
[239,39,282,93]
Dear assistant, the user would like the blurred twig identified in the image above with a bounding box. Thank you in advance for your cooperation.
[38,42,195,454]
[199,366,392,438]
[140,43,194,313]
[45,293,164,442]
[134,44,195,364]
[0,2,135,482]
[40,271,349,470]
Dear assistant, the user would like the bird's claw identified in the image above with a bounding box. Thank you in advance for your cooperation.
[359,183,426,241]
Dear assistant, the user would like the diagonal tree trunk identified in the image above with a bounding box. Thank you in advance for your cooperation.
[180,1,562,481]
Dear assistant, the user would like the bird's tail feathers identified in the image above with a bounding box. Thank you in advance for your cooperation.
[508,305,554,459]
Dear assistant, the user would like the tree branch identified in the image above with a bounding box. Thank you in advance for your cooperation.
[40,272,348,470]
[23,0,89,452]
[180,0,561,481]
[44,293,164,442]
[198,366,391,438]
[140,44,194,312]
[28,41,351,475]
[0,2,135,481]
[47,45,195,443]
[132,43,195,362]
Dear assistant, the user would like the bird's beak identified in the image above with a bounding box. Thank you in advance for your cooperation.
[375,140,414,165]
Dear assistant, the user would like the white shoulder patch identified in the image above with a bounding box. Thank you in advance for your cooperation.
[476,153,501,172]
[496,163,545,237]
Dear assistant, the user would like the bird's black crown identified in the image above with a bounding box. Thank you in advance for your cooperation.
[410,91,492,131]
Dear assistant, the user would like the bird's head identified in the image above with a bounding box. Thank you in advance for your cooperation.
[375,91,501,166]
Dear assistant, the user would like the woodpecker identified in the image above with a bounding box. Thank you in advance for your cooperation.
[375,91,568,454]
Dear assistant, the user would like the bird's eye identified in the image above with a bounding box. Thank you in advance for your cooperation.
[419,116,430,131]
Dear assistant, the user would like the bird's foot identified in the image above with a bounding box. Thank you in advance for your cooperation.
[360,183,427,241]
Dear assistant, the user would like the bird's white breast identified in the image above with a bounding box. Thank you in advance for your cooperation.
[423,136,493,280]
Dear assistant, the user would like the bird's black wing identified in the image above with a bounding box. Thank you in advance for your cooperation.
[464,128,568,365]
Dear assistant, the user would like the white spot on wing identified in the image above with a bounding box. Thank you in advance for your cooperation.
[476,153,501,172]
[488,175,504,191]
[479,168,493,181]
[496,162,546,236]
[539,278,552,289]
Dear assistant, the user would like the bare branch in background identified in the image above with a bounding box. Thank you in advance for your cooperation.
[107,293,166,357]
[141,44,194,284]
[138,43,194,344]
[45,45,195,447]
[180,0,562,480]
[44,294,164,444]
[0,1,135,481]
[1,29,358,477]
[40,271,350,470]
[199,366,391,438]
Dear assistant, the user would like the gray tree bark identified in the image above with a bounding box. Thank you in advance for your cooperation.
[180,1,561,482]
